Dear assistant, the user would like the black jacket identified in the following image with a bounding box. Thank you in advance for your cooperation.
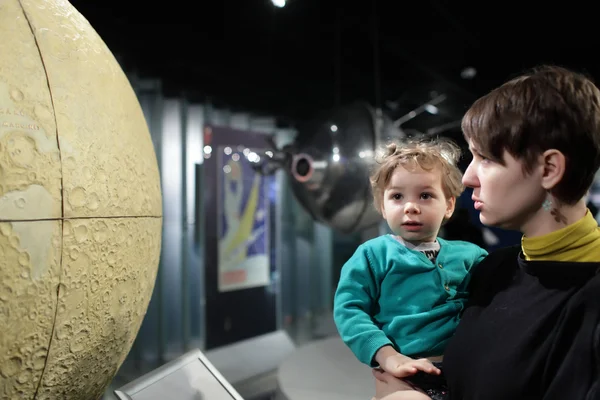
[444,246,600,400]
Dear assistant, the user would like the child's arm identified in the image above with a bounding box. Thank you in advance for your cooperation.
[333,245,392,367]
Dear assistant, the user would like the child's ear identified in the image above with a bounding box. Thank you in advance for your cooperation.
[445,196,456,220]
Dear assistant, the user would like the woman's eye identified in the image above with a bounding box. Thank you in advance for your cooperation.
[475,151,490,162]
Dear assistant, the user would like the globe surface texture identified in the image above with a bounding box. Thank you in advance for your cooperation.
[0,0,163,398]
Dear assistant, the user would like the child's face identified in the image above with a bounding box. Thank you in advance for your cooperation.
[381,165,455,245]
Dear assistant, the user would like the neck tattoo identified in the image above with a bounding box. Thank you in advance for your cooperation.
[550,207,568,224]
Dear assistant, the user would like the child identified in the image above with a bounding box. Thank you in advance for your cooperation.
[333,137,488,399]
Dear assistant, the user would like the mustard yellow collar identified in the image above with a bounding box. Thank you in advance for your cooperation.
[522,210,600,262]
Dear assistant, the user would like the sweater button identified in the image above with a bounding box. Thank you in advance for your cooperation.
[438,263,443,269]
[444,284,450,291]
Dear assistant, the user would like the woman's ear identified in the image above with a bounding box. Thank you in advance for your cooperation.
[540,149,566,190]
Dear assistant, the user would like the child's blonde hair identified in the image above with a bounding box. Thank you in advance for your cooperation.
[370,137,464,213]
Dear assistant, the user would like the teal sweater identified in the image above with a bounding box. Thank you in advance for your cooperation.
[333,235,488,366]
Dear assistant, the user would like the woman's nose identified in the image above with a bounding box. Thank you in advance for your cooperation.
[462,161,479,188]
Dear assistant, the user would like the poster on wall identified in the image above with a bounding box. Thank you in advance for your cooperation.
[217,147,270,292]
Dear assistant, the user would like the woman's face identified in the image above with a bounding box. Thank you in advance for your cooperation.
[462,140,546,233]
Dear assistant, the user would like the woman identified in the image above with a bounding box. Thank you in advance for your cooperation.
[373,65,600,399]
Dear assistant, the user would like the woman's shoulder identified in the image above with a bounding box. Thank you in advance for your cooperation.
[468,245,521,295]
[577,270,600,309]
[483,245,521,260]
[473,245,521,273]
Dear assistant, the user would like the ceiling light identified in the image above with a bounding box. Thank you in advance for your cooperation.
[461,67,477,79]
[424,104,438,115]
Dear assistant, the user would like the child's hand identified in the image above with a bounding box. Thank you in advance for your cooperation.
[381,354,441,378]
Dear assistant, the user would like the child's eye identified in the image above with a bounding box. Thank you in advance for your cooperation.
[392,193,402,200]
[421,193,433,200]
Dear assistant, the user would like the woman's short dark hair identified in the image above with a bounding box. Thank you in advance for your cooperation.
[462,65,600,204]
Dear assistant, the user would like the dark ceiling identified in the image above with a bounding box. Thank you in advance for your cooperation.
[68,0,599,136]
